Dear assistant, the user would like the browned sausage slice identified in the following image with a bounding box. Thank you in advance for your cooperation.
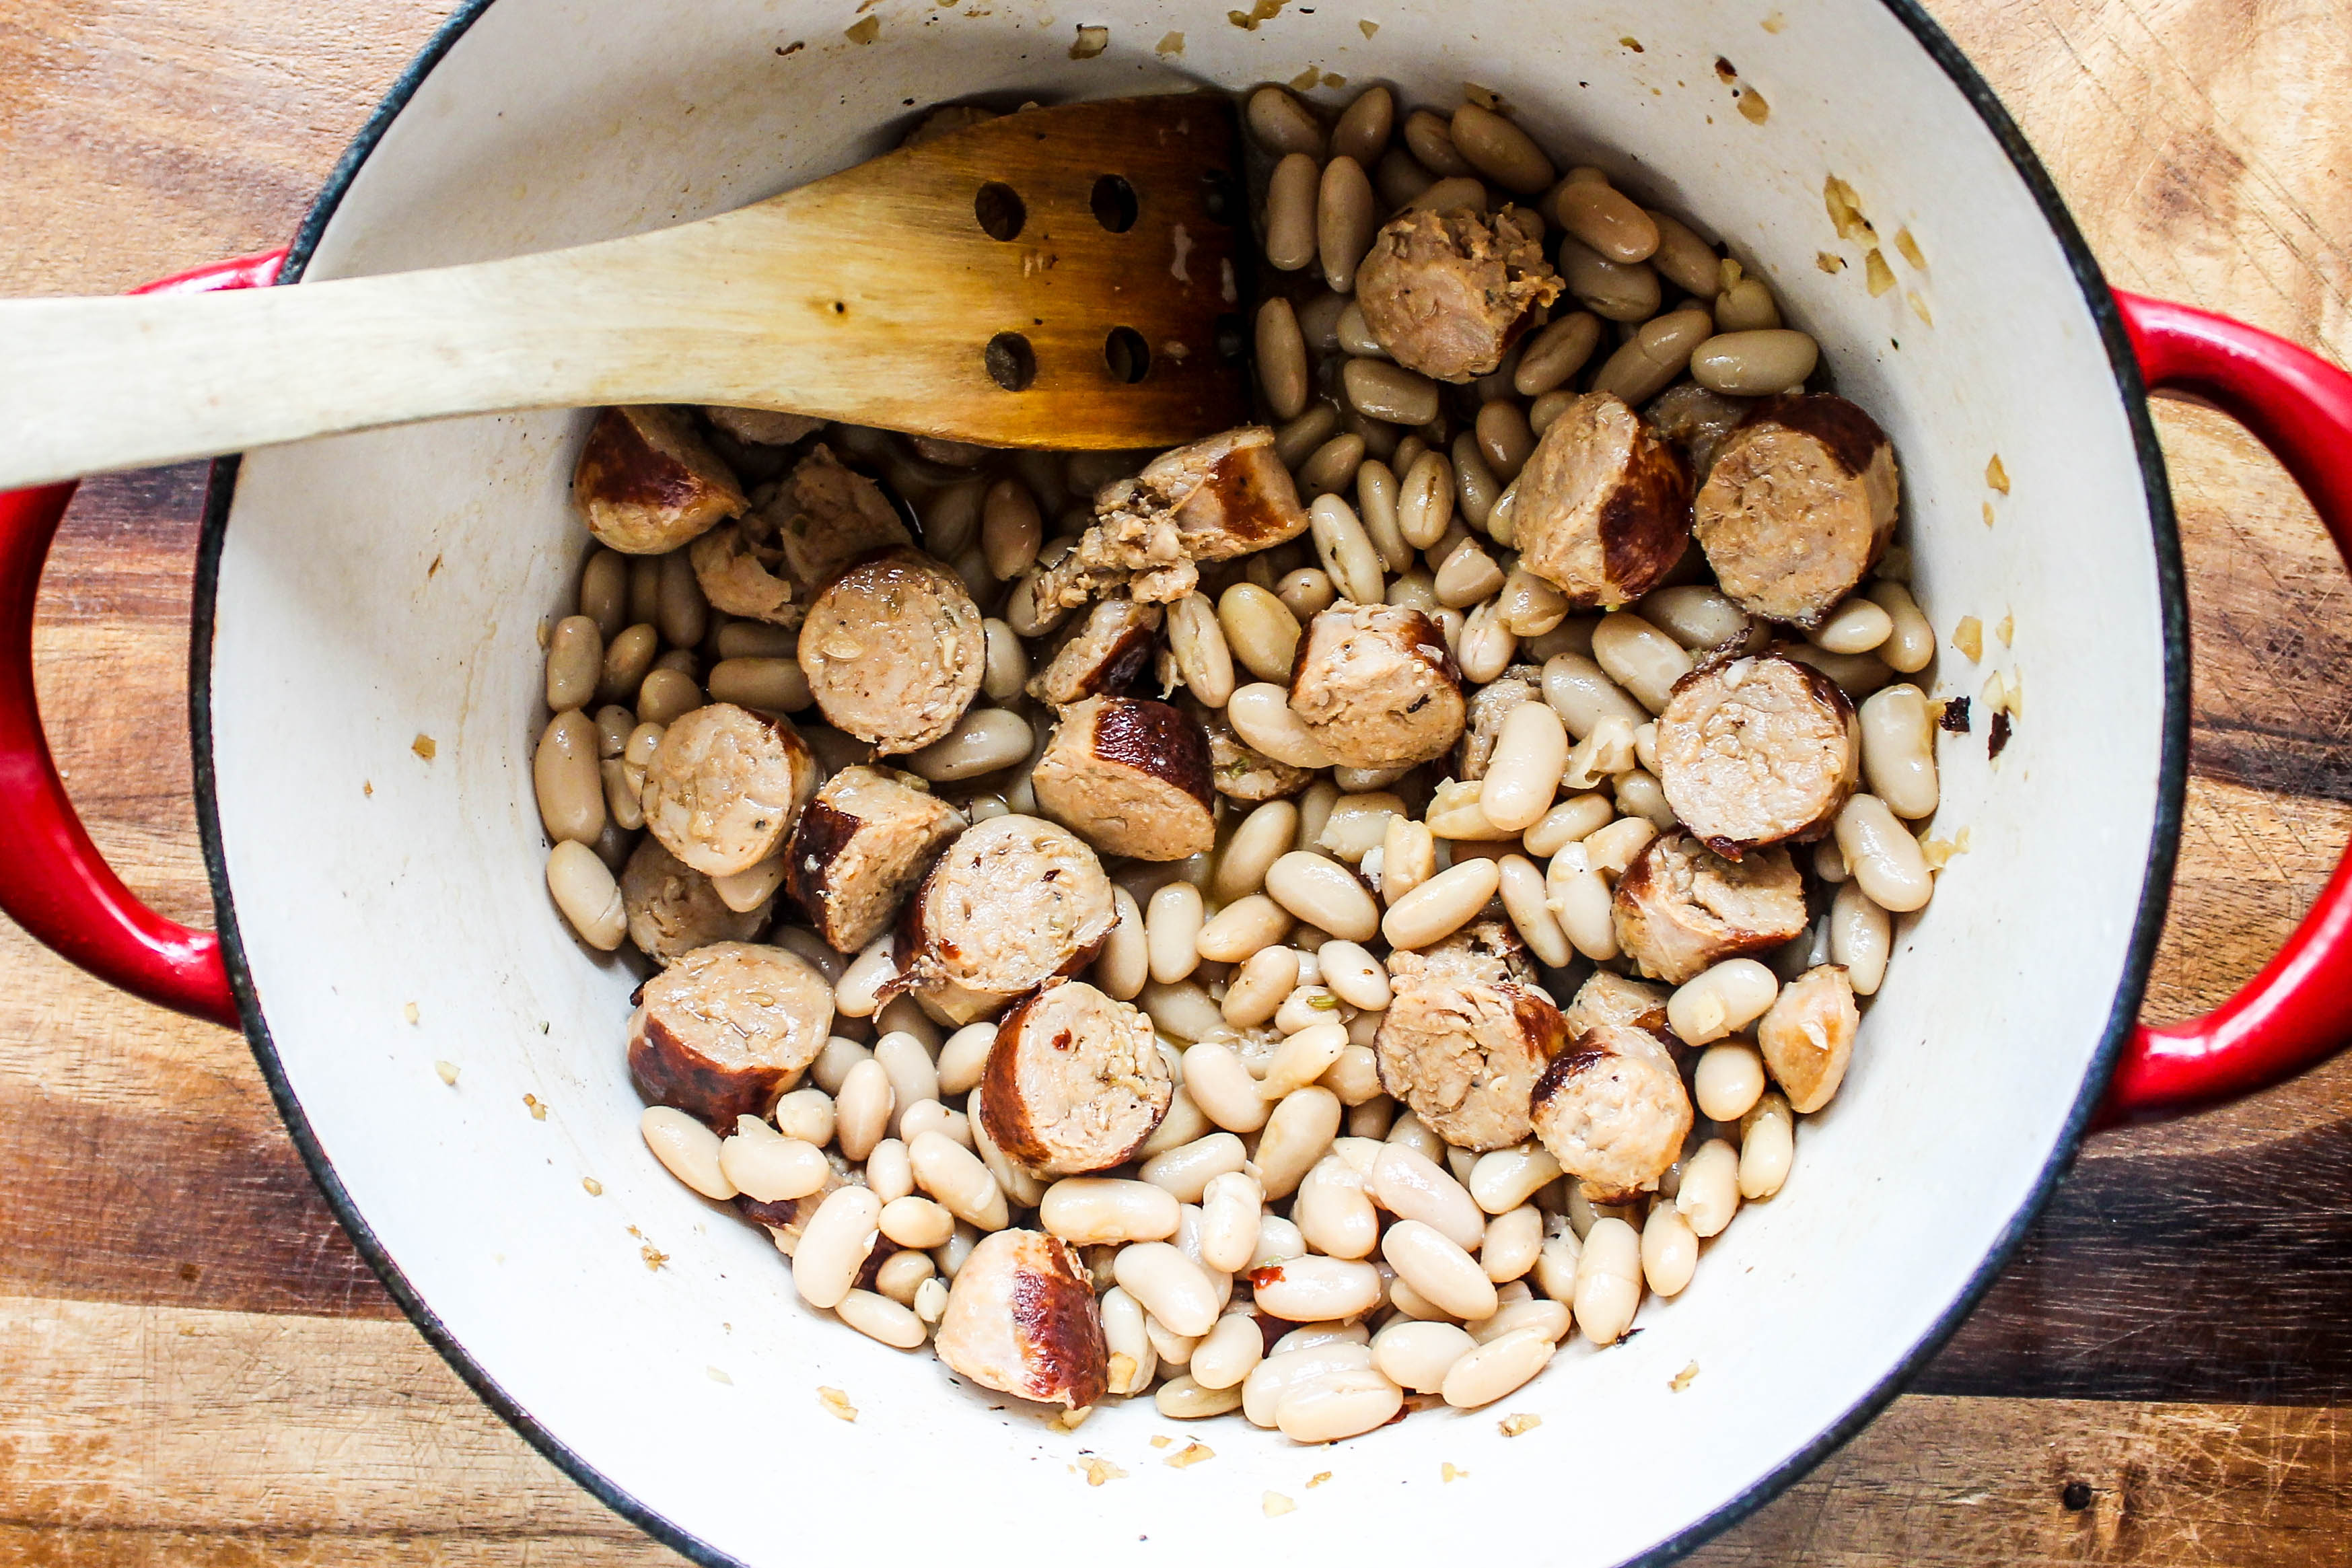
[702,407,825,448]
[1374,920,1569,1151]
[690,443,912,627]
[893,815,1121,1024]
[1287,602,1466,771]
[620,837,771,966]
[627,941,835,1126]
[1530,1024,1693,1201]
[1457,664,1542,781]
[783,764,967,954]
[1354,206,1563,382]
[735,1150,858,1254]
[1694,393,1900,629]
[1612,830,1808,985]
[1643,384,1752,482]
[641,703,818,878]
[1562,970,1670,1037]
[1032,697,1217,862]
[799,546,985,754]
[1655,650,1859,855]
[1027,596,1164,707]
[1513,392,1692,610]
[1756,963,1859,1112]
[1034,427,1310,609]
[978,980,1173,1176]
[935,1229,1108,1410]
[1202,707,1314,803]
[573,405,746,555]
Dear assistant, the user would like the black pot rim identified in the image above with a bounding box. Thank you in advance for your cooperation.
[187,5,2189,1563]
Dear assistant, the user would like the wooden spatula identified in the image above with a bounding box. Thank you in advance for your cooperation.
[0,94,1252,489]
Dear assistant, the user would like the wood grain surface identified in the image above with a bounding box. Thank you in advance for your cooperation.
[3,1,2350,1562]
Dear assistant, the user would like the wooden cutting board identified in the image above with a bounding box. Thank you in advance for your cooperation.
[4,1,2349,1561]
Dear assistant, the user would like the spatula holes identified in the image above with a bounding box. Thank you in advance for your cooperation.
[1201,170,1241,226]
[1091,175,1140,233]
[1213,313,1247,363]
[985,332,1038,392]
[1104,328,1151,384]
[975,182,1026,242]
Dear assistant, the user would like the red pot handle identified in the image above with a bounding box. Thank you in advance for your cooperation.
[0,248,287,1030]
[2104,291,2352,1119]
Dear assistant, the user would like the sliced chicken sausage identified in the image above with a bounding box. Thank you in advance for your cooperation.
[1694,392,1900,629]
[935,1229,1109,1410]
[627,941,836,1126]
[1202,706,1314,802]
[1027,596,1163,707]
[620,836,771,966]
[783,764,967,954]
[1530,1023,1693,1201]
[1287,602,1466,771]
[641,702,819,878]
[1374,920,1569,1151]
[690,442,911,628]
[1643,383,1752,483]
[1756,962,1860,1113]
[1655,650,1858,856]
[1036,427,1310,609]
[1562,970,1670,1037]
[799,546,985,754]
[572,405,746,555]
[1512,392,1692,610]
[893,815,1121,1024]
[1354,205,1563,382]
[1032,697,1217,862]
[979,979,1174,1176]
[1612,830,1808,985]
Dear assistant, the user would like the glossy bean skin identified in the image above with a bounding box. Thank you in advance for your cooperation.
[1690,329,1820,396]
[534,711,606,845]
[1318,155,1379,293]
[1859,684,1940,819]
[1256,297,1312,421]
[1264,153,1320,272]
[1834,793,1934,912]
[1830,881,1892,995]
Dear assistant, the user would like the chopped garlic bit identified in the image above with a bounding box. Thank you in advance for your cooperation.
[1050,1404,1095,1432]
[1824,176,1875,242]
[1918,833,1968,871]
[581,1176,604,1196]
[1952,616,1984,662]
[1358,19,1379,38]
[1996,612,2014,647]
[1155,30,1185,54]
[1737,87,1770,124]
[1166,1441,1215,1469]
[1894,227,1927,269]
[1464,82,1509,112]
[1150,1434,1175,1449]
[1082,1456,1127,1485]
[1499,1412,1543,1436]
[524,1093,548,1120]
[843,15,880,43]
[1986,454,2010,493]
[1863,249,1896,298]
[1441,1462,1470,1482]
[1816,251,1847,274]
[818,1386,858,1422]
[1264,1491,1297,1517]
[1906,290,1932,326]
[707,1366,734,1385]
[433,1060,459,1085]
[412,734,437,760]
[1289,65,1322,91]
[1983,501,1996,528]
[1306,1470,1333,1488]
[404,1001,421,1025]
[1670,1361,1701,1391]
[641,1242,670,1271]
[1069,24,1108,58]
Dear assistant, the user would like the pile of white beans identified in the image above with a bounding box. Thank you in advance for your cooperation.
[530,81,1960,1444]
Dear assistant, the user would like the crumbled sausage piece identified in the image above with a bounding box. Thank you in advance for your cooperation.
[1032,697,1217,861]
[703,407,826,448]
[620,837,771,966]
[1354,206,1563,382]
[1034,427,1311,608]
[935,1229,1108,1409]
[1655,651,1858,855]
[980,980,1173,1176]
[1201,706,1316,802]
[573,405,746,555]
[1562,971,1670,1037]
[1458,664,1542,781]
[1530,1024,1693,1200]
[1512,393,1692,611]
[893,815,1122,1024]
[1695,393,1900,629]
[1374,921,1568,1151]
[690,443,911,627]
[1756,963,1859,1112]
[1612,830,1808,985]
[628,941,835,1126]
[641,703,819,878]
[1028,596,1164,707]
[1287,602,1466,770]
[799,547,986,754]
[783,764,966,953]
[1643,383,1752,482]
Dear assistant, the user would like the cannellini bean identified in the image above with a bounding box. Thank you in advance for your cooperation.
[1319,1042,1384,1105]
[1592,611,1694,713]
[872,1248,935,1309]
[1343,356,1441,428]
[1369,1143,1485,1250]
[834,938,895,1020]
[1216,799,1299,904]
[1318,940,1391,1010]
[1551,179,1659,262]
[1256,1085,1345,1200]
[1557,236,1661,322]
[1371,1320,1476,1394]
[1534,1219,1581,1302]
[534,710,606,846]
[1481,1205,1544,1283]
[1642,1203,1699,1296]
[931,1221,982,1283]
[1262,1024,1351,1099]
[1263,151,1320,271]
[1864,579,1937,674]
[793,1185,882,1309]
[1695,1042,1769,1122]
[577,548,629,639]
[1139,1086,1213,1157]
[1676,1139,1741,1236]
[707,656,811,714]
[1250,1254,1384,1323]
[596,624,658,707]
[1667,958,1781,1046]
[1548,841,1620,960]
[546,841,627,950]
[1592,307,1715,405]
[1573,1216,1643,1345]
[834,1059,896,1162]
[1100,1287,1159,1395]
[1141,1131,1250,1202]
[1190,1311,1266,1390]
[1336,301,1388,358]
[1196,895,1294,964]
[1497,853,1571,968]
[1514,312,1606,399]
[1458,599,1518,684]
[1450,103,1554,192]
[1248,84,1326,155]
[1156,1375,1245,1419]
[1809,596,1895,655]
[1347,1096,1395,1139]
[1277,1365,1406,1443]
[873,1033,938,1139]
[1147,881,1206,985]
[1470,1145,1563,1215]
[1040,1178,1181,1245]
[1481,701,1568,832]
[1543,652,1650,738]
[879,1195,956,1249]
[1639,585,1752,652]
[1401,108,1474,176]
[1441,1326,1555,1409]
[1386,1114,1447,1172]
[1090,886,1147,1002]
[546,615,604,712]
[1835,793,1935,912]
[1690,328,1820,396]
[1256,297,1311,421]
[1168,593,1236,707]
[1581,815,1657,877]
[1433,537,1505,608]
[1830,880,1893,995]
[1524,793,1614,857]
[1355,459,1411,572]
[718,1128,829,1204]
[909,1130,1007,1231]
[1141,980,1225,1042]
[1785,642,1896,699]
[1227,682,1334,769]
[1379,816,1437,904]
[1381,857,1500,950]
[904,707,1032,783]
[1397,450,1456,549]
[1114,1242,1221,1337]
[834,1288,927,1349]
[1223,945,1302,1028]
[1277,567,1337,622]
[1860,683,1940,819]
[1382,1218,1499,1320]
[1197,1170,1265,1273]
[1612,767,1677,831]
[1470,1298,1572,1346]
[1740,1092,1795,1199]
[1715,275,1781,331]
[1264,851,1381,942]
[973,621,1028,707]
[1451,431,1503,532]
[640,1106,735,1200]
[1293,1157,1380,1258]
[1242,1341,1377,1429]
[1274,404,1342,470]
[1475,401,1537,485]
[771,1087,836,1147]
[1309,493,1386,607]
[1299,433,1367,499]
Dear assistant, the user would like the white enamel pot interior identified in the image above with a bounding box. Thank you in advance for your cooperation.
[192,1,2183,1563]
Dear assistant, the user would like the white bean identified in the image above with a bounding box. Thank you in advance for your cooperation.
[1591,611,1693,713]
[835,1288,927,1349]
[1196,895,1293,964]
[1666,958,1781,1046]
[1100,1286,1160,1395]
[834,1058,896,1162]
[1223,944,1302,1028]
[1524,795,1612,859]
[1197,1170,1266,1273]
[1248,84,1327,157]
[718,1128,829,1203]
[1251,1254,1384,1323]
[873,1033,939,1139]
[1572,1216,1643,1345]
[1675,1139,1741,1236]
[1263,151,1320,271]
[1242,1341,1376,1427]
[833,938,895,1020]
[1481,701,1567,832]
[1809,597,1895,655]
[1256,297,1311,421]
[1497,853,1571,968]
[1262,851,1380,944]
[1227,682,1334,769]
[1277,1365,1406,1443]
[1641,1203,1699,1296]
[1830,880,1892,995]
[1450,103,1555,194]
[1146,881,1206,985]
[1318,940,1391,1010]
[1543,843,1618,961]
[1482,1205,1545,1283]
[878,1195,956,1249]
[931,1024,993,1099]
[1863,579,1937,674]
[1740,1092,1795,1199]
[1694,1042,1768,1122]
[1180,1042,1269,1135]
[1318,1042,1384,1106]
[1397,450,1456,548]
[1155,1376,1244,1419]
[1040,1178,1181,1245]
[1469,1145,1562,1215]
[1190,1310,1266,1390]
[793,1186,882,1309]
[1219,582,1302,684]
[771,1087,836,1147]
[1542,652,1650,738]
[1378,816,1437,905]
[1141,1131,1249,1202]
[904,707,1032,783]
[1139,1085,1213,1156]
[1834,793,1934,912]
[1382,1219,1499,1320]
[872,1248,935,1308]
[1860,683,1940,819]
[1293,1156,1380,1258]
[909,1129,1008,1231]
[1369,1144,1485,1250]
[546,841,627,950]
[1689,328,1820,396]
[1255,1085,1345,1199]
[1308,493,1386,606]
[1441,1326,1557,1409]
[1113,1242,1221,1337]
[1371,1320,1476,1394]
[1380,857,1500,950]
[1168,592,1237,707]
[640,1106,735,1200]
